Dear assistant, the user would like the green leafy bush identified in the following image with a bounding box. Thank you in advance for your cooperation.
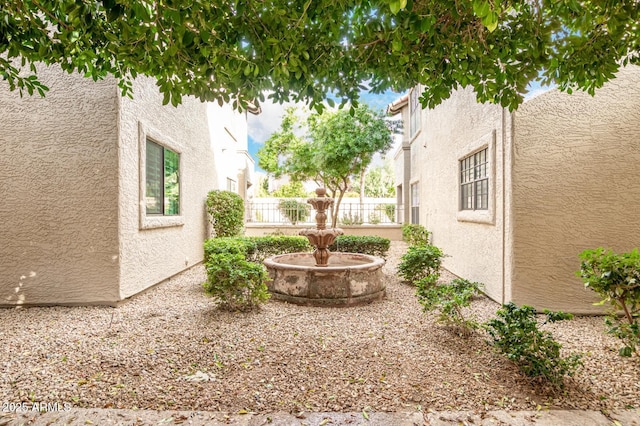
[397,244,443,284]
[204,236,311,263]
[402,223,430,246]
[328,235,390,257]
[251,236,312,261]
[206,190,244,237]
[203,252,270,311]
[204,237,255,261]
[578,247,640,357]
[417,278,483,335]
[278,199,311,225]
[484,303,582,388]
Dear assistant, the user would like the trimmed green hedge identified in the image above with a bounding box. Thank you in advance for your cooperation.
[328,235,390,258]
[204,236,312,263]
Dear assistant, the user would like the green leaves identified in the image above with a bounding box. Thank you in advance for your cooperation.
[417,278,484,335]
[485,303,582,388]
[205,190,245,238]
[257,104,393,227]
[578,248,640,357]
[472,0,499,32]
[2,0,640,111]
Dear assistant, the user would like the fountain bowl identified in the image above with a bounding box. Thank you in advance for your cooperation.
[264,252,385,307]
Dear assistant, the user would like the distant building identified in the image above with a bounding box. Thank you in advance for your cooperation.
[390,66,640,313]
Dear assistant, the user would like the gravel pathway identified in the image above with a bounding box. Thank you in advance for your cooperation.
[1,241,638,414]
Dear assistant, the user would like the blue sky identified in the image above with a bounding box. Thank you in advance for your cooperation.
[247,89,403,172]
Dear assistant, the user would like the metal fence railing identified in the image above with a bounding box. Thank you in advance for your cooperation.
[246,197,402,225]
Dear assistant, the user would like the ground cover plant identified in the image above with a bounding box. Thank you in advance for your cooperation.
[578,247,640,357]
[484,303,583,390]
[417,278,484,336]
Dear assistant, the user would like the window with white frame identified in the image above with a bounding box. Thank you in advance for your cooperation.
[410,182,419,224]
[459,148,488,211]
[409,87,421,138]
[227,177,237,193]
[146,139,180,216]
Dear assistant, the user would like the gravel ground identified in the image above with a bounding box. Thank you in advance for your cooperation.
[1,241,638,414]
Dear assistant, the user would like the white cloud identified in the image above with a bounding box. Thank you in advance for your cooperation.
[247,98,299,143]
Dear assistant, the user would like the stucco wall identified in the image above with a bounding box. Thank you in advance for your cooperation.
[414,88,512,304]
[117,77,215,299]
[0,65,120,305]
[512,66,640,313]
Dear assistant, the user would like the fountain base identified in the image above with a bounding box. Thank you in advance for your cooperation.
[264,252,385,307]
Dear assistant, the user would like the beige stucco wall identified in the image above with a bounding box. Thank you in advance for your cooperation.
[117,77,215,299]
[413,88,513,304]
[511,66,640,313]
[0,65,120,305]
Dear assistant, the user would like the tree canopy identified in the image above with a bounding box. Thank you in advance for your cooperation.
[2,0,639,111]
[257,105,393,227]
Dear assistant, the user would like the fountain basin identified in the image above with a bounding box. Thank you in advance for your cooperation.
[264,252,386,307]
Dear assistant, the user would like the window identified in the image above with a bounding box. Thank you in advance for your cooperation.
[410,182,419,224]
[409,87,421,138]
[146,139,180,216]
[460,148,488,211]
[227,177,237,193]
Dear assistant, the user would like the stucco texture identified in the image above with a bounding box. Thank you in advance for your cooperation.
[416,88,512,305]
[511,66,640,313]
[0,65,120,305]
[117,77,216,299]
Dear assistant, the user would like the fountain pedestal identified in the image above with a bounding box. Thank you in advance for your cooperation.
[264,188,385,307]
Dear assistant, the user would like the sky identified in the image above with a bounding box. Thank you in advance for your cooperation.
[247,89,403,173]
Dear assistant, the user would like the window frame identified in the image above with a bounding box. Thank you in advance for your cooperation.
[459,147,489,211]
[456,130,496,225]
[227,177,238,193]
[410,181,419,225]
[138,122,185,230]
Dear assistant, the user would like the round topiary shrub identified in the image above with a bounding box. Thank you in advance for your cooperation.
[206,190,244,237]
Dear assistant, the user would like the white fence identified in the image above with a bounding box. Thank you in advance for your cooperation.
[246,197,401,225]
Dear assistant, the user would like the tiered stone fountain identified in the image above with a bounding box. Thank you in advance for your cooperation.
[264,188,386,306]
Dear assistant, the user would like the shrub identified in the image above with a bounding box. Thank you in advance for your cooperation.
[206,190,244,237]
[484,302,582,389]
[204,236,312,263]
[204,237,256,261]
[417,278,483,335]
[203,252,270,311]
[402,223,430,246]
[328,235,390,258]
[578,247,640,357]
[397,244,443,284]
[251,236,312,261]
[278,199,311,225]
[376,203,396,223]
